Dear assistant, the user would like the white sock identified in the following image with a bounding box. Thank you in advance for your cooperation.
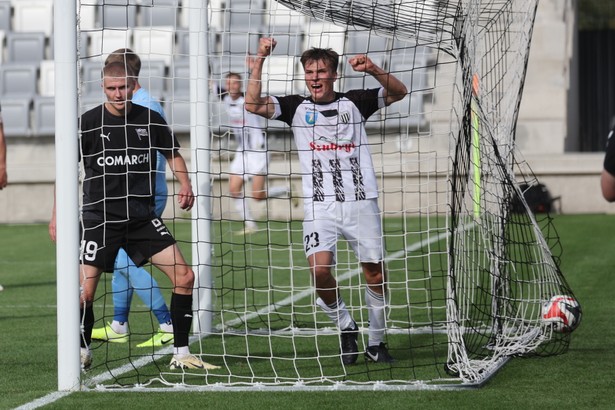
[365,287,386,346]
[174,346,190,356]
[232,197,244,219]
[233,197,254,225]
[160,321,173,333]
[268,186,289,198]
[110,320,128,334]
[316,297,354,331]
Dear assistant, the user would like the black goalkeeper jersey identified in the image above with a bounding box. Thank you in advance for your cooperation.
[80,104,179,222]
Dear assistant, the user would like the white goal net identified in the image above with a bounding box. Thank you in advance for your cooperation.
[55,0,580,391]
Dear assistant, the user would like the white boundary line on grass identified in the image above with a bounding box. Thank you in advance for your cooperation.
[16,223,464,408]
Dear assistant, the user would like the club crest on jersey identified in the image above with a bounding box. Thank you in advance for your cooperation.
[136,128,149,141]
[306,111,318,125]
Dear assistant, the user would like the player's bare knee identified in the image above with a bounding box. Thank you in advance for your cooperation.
[311,265,333,283]
[363,262,385,285]
[174,266,195,289]
[366,273,384,289]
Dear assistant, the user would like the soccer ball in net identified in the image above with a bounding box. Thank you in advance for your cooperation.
[541,295,582,333]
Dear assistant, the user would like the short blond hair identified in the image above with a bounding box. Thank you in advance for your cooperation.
[105,48,141,77]
[103,61,136,84]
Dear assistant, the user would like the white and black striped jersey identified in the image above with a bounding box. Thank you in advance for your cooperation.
[272,88,385,203]
[223,93,266,151]
[80,104,179,222]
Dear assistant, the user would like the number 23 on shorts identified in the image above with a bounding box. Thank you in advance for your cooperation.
[304,231,320,253]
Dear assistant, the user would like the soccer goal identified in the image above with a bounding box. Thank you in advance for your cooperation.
[54,0,580,391]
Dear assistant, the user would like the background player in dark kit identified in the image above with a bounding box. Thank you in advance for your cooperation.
[49,61,219,371]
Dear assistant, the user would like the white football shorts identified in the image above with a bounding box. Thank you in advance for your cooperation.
[302,198,384,263]
[230,150,268,177]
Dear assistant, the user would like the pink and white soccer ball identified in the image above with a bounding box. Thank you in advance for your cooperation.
[541,295,581,333]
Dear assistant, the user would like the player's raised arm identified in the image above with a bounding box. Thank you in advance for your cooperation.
[348,54,408,106]
[245,37,277,119]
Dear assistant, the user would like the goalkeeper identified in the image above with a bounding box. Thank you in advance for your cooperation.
[49,62,219,371]
[245,37,407,364]
[90,49,174,348]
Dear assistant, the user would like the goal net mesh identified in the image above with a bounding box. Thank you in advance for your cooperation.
[75,0,579,390]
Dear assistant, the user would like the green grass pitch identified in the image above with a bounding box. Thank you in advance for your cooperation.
[0,214,612,408]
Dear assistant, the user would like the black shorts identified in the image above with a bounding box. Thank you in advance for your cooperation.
[80,218,176,272]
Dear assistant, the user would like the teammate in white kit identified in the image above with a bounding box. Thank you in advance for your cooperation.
[245,37,407,364]
[222,71,295,234]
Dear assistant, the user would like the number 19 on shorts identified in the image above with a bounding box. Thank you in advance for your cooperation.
[80,240,99,262]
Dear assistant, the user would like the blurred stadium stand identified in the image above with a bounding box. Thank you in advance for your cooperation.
[0,0,427,137]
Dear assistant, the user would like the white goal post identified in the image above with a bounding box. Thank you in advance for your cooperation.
[54,0,581,392]
[55,0,80,392]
